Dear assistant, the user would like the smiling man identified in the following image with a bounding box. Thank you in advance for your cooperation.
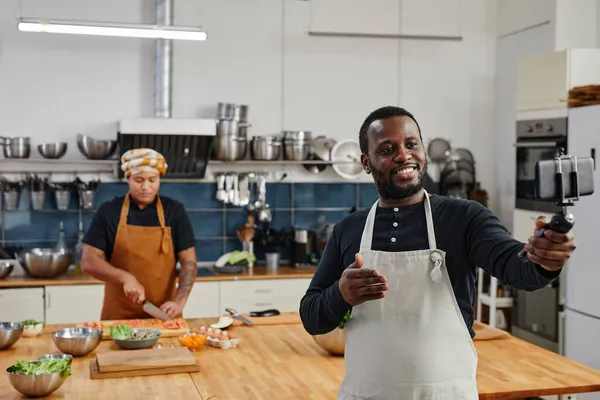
[81,148,197,321]
[299,106,577,399]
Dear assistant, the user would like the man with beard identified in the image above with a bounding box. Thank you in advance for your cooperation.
[299,106,576,400]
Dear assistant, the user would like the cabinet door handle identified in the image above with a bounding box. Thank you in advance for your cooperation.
[254,302,272,307]
[46,293,51,309]
[255,289,272,294]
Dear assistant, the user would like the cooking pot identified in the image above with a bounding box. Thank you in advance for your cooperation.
[217,102,248,122]
[0,137,31,158]
[216,119,250,137]
[312,328,345,356]
[213,134,247,161]
[250,136,281,161]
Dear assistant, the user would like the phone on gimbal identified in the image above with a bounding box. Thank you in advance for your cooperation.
[517,151,595,262]
[535,156,594,201]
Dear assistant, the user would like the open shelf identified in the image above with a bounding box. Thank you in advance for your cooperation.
[0,159,117,174]
[209,160,357,165]
[479,294,513,308]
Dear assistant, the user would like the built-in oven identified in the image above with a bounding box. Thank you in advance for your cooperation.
[512,117,567,355]
[515,117,567,213]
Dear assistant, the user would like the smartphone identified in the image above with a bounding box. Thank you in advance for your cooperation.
[535,156,595,201]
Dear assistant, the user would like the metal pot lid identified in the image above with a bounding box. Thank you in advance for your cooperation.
[311,136,336,161]
[331,139,363,180]
[427,138,451,162]
[451,148,474,164]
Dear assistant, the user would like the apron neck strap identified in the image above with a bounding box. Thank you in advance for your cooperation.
[119,194,167,229]
[359,190,436,251]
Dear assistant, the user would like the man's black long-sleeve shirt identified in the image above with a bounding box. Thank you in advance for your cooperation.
[299,194,561,338]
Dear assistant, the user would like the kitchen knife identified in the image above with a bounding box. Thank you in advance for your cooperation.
[225,308,254,326]
[143,301,172,322]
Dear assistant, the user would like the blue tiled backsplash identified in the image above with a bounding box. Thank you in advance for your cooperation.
[1,182,379,262]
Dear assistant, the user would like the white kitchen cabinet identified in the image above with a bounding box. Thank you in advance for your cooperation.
[494,21,556,229]
[183,282,220,319]
[398,0,461,37]
[45,285,104,324]
[517,49,600,112]
[220,279,311,314]
[497,0,556,38]
[0,288,45,323]
[308,0,460,37]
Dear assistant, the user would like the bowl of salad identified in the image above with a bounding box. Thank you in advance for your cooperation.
[6,358,71,397]
[110,324,161,350]
[21,319,45,337]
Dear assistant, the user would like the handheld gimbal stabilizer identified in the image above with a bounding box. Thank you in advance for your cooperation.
[518,149,595,263]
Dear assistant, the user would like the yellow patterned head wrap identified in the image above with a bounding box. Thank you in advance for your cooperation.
[120,148,168,178]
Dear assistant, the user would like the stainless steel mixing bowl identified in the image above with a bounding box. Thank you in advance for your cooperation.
[76,133,118,160]
[111,329,162,350]
[6,369,69,397]
[38,142,68,159]
[16,248,72,278]
[312,328,345,356]
[0,322,24,350]
[0,260,15,280]
[52,327,103,356]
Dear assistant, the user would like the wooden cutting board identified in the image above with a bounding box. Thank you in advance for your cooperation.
[90,347,199,379]
[230,312,301,326]
[472,321,510,341]
[77,319,189,340]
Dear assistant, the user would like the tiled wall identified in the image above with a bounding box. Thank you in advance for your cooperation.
[0,182,380,262]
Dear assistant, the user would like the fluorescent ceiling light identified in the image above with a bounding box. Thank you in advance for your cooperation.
[17,18,207,41]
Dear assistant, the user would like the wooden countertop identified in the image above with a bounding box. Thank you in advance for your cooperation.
[1,318,600,399]
[0,266,316,288]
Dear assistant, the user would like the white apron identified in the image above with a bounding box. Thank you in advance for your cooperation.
[338,191,479,400]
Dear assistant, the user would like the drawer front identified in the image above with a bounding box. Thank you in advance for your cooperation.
[220,279,311,299]
[220,279,311,314]
[183,282,220,318]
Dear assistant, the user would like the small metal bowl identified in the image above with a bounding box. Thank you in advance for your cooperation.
[6,369,69,397]
[0,322,24,350]
[76,133,118,160]
[0,261,15,280]
[38,142,68,159]
[38,353,73,365]
[52,327,103,356]
[111,329,162,350]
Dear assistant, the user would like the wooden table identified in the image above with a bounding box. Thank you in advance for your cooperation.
[1,318,599,399]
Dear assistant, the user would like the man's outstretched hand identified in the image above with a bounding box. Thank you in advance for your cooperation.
[338,253,388,306]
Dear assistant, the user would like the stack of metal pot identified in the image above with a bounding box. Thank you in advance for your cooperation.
[213,102,250,161]
[282,131,312,161]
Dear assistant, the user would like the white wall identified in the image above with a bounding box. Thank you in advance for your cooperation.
[0,0,498,208]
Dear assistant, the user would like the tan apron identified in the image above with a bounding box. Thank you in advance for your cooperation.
[338,191,479,400]
[100,194,177,320]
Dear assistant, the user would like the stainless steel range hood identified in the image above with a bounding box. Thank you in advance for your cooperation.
[117,0,215,180]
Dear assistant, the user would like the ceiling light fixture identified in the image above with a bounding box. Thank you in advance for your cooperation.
[17,18,207,41]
